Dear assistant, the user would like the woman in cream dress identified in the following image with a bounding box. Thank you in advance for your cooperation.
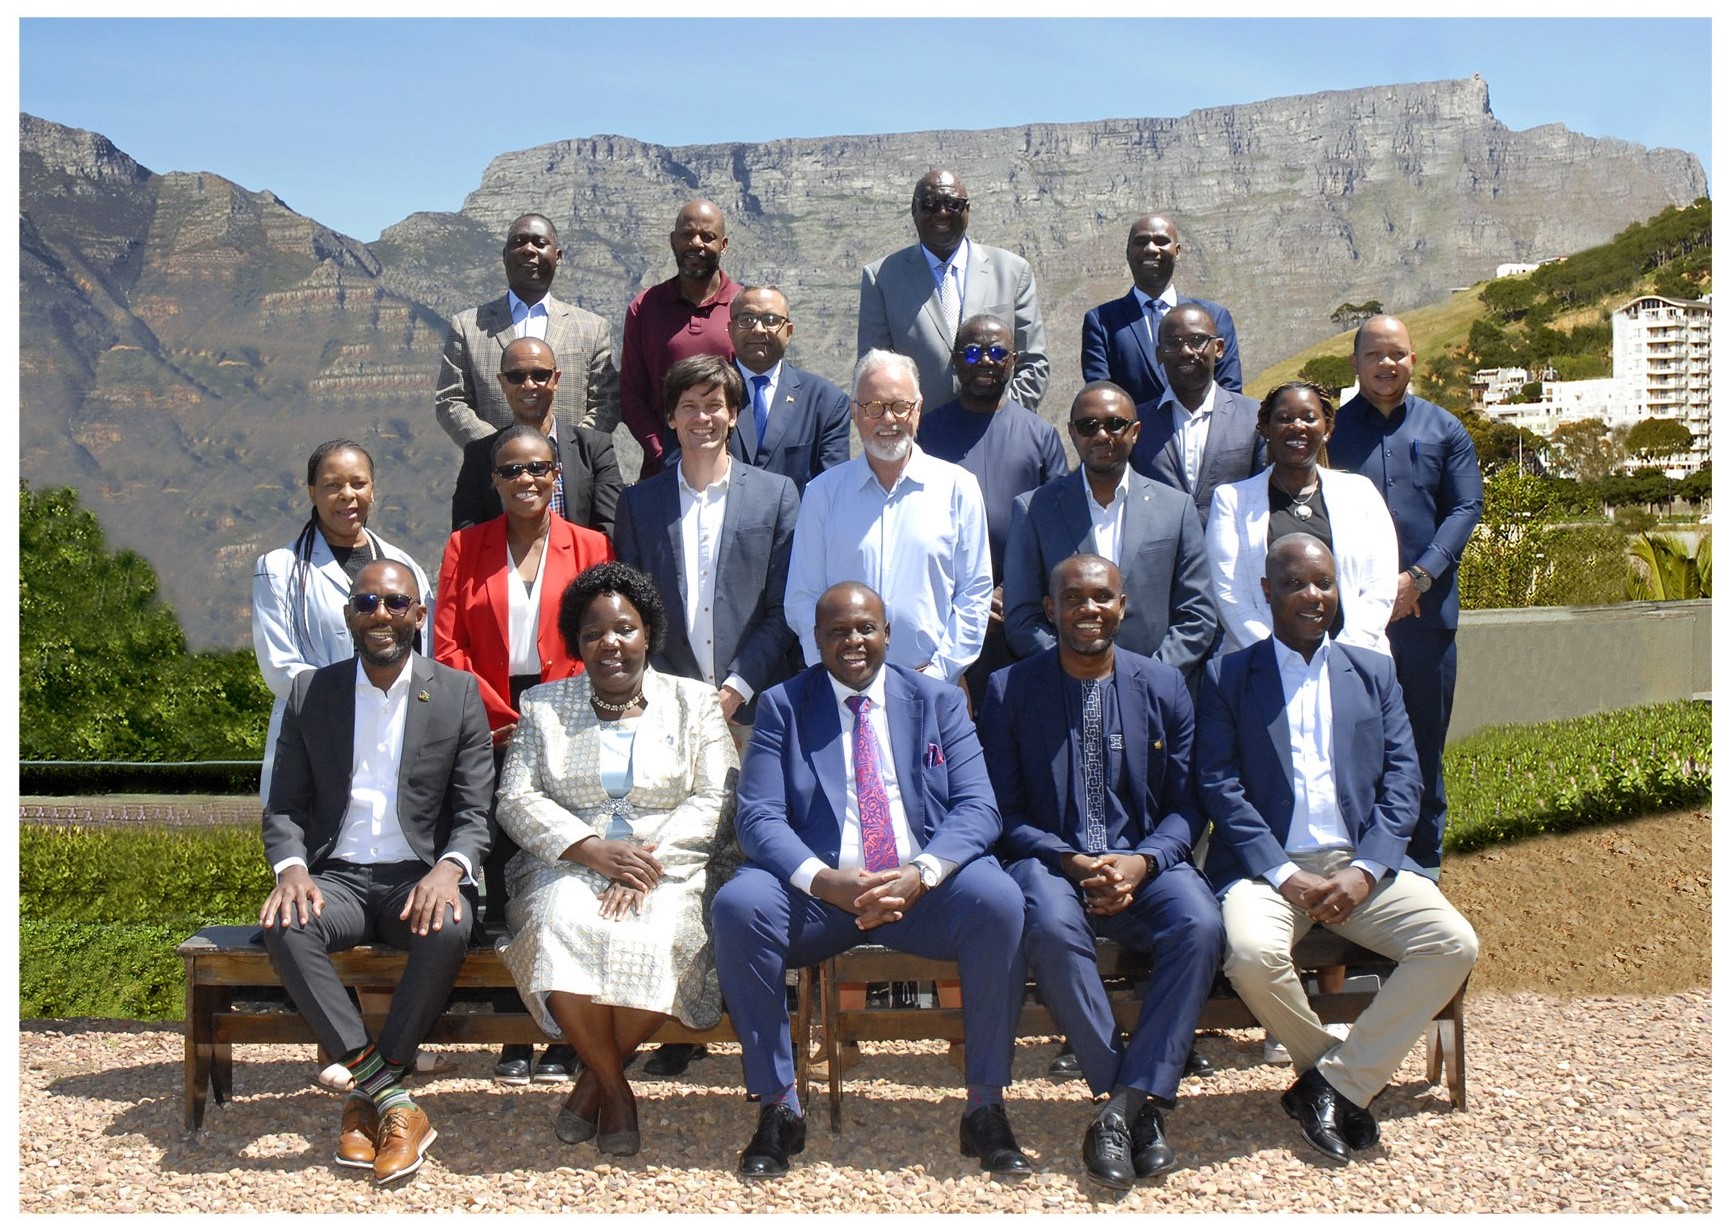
[496,562,738,1155]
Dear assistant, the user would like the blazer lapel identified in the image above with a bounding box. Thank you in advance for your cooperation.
[885,669,928,837]
[536,523,575,667]
[544,295,576,362]
[712,468,749,648]
[1121,475,1156,556]
[1249,641,1297,831]
[755,368,801,460]
[1126,292,1163,394]
[482,519,514,662]
[1115,655,1150,816]
[797,675,848,841]
[479,295,514,348]
[1326,646,1363,835]
[395,655,434,805]
[659,479,691,612]
[1059,472,1095,549]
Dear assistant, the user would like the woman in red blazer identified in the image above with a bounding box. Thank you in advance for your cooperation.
[435,424,614,1084]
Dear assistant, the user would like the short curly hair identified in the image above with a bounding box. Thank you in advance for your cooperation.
[557,561,667,660]
[1257,380,1337,429]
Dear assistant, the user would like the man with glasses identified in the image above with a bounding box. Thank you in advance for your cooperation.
[1130,304,1265,528]
[858,169,1050,411]
[436,213,620,446]
[1082,215,1242,406]
[259,559,494,1184]
[450,337,623,536]
[725,286,852,494]
[917,314,1068,707]
[785,349,992,686]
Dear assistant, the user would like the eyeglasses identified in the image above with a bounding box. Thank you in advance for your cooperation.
[350,592,417,615]
[1071,417,1136,437]
[494,460,558,479]
[1157,333,1218,353]
[917,197,969,215]
[733,312,788,331]
[957,343,1011,366]
[857,399,919,419]
[501,368,556,386]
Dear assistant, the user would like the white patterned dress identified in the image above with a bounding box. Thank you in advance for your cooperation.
[495,666,739,1031]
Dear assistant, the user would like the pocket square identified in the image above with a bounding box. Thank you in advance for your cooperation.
[924,743,945,767]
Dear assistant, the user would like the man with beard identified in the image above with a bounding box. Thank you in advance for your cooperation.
[1082,214,1242,406]
[784,350,992,686]
[982,553,1223,1188]
[726,285,852,494]
[917,314,1068,706]
[858,169,1050,410]
[436,213,620,446]
[620,199,741,478]
[259,560,493,1184]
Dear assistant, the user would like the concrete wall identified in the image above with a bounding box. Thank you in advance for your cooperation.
[1450,599,1711,741]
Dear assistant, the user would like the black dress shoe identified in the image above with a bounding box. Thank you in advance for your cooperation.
[959,1103,1033,1176]
[493,1044,533,1086]
[644,1042,709,1077]
[533,1044,580,1083]
[1336,1094,1380,1150]
[1130,1101,1176,1177]
[1047,1044,1083,1081]
[1082,1110,1135,1190]
[1280,1068,1351,1163]
[1183,1047,1217,1078]
[738,1103,806,1179]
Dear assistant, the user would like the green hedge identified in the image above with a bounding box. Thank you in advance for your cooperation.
[20,921,187,1020]
[1442,700,1711,853]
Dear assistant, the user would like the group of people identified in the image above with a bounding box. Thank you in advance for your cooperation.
[247,168,1485,1190]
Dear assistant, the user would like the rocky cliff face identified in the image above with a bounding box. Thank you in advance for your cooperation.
[18,79,1706,648]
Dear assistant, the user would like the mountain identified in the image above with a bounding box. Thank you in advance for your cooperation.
[18,78,1706,648]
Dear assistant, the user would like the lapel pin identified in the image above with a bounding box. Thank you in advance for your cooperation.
[417,691,431,702]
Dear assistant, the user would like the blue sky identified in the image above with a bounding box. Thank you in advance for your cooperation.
[16,16,1716,243]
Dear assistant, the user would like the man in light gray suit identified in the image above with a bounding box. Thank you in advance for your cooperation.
[1003,382,1216,682]
[1131,303,1266,528]
[435,213,621,447]
[857,169,1049,410]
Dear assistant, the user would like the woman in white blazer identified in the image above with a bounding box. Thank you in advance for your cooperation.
[1206,381,1398,655]
[251,440,433,804]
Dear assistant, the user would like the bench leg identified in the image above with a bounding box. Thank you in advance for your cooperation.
[823,961,843,1133]
[183,966,224,1132]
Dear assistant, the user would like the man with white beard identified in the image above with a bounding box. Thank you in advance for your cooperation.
[784,349,992,685]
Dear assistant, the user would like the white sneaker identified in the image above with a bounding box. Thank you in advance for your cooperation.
[1262,1036,1291,1065]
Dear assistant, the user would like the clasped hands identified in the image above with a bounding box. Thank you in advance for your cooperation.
[1279,866,1375,925]
[568,836,662,920]
[1062,852,1149,916]
[811,865,928,930]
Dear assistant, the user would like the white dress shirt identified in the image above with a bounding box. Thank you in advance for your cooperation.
[922,237,971,341]
[1085,467,1132,565]
[677,459,753,701]
[505,538,549,676]
[1132,283,1179,349]
[735,359,783,456]
[788,669,950,894]
[1160,379,1219,493]
[507,290,549,340]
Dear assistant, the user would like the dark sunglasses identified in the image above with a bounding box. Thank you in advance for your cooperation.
[350,592,416,615]
[1071,417,1136,437]
[501,368,556,386]
[494,460,557,479]
[957,344,1011,365]
[917,197,969,215]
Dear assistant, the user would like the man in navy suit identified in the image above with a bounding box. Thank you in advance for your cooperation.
[1003,382,1216,681]
[1081,215,1241,406]
[726,286,851,494]
[982,554,1224,1189]
[1131,304,1265,528]
[712,582,1031,1179]
[1196,535,1478,1164]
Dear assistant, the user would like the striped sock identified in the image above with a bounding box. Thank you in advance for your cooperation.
[345,1045,412,1113]
[766,1083,801,1116]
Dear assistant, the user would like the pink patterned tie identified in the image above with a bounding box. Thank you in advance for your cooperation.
[845,695,899,872]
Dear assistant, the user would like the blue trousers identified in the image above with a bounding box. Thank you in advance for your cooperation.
[1009,856,1224,1101]
[1388,622,1457,872]
[712,858,1025,1097]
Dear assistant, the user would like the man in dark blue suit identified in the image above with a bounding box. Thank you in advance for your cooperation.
[712,582,1030,1179]
[1081,215,1241,406]
[727,286,852,494]
[982,554,1223,1189]
[1130,304,1265,528]
[1329,315,1484,875]
[1196,535,1478,1164]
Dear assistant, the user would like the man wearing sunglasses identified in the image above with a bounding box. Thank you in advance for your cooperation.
[726,286,852,495]
[449,337,624,537]
[858,169,1050,411]
[260,560,494,1184]
[1004,382,1215,681]
[436,213,620,447]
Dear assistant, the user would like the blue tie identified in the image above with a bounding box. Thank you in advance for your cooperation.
[750,375,771,457]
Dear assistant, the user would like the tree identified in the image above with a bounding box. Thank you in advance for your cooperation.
[1624,417,1694,461]
[1626,533,1710,601]
[1296,354,1356,394]
[1546,419,1624,482]
[1329,300,1383,332]
[1479,277,1538,323]
[1457,464,1555,609]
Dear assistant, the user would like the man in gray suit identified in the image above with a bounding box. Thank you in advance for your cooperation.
[1131,304,1266,528]
[435,213,621,446]
[259,559,493,1184]
[1003,382,1216,682]
[857,169,1049,411]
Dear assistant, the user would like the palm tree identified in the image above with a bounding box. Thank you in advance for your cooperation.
[1625,533,1711,600]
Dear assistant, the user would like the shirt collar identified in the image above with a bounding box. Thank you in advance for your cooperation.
[737,359,782,389]
[1161,379,1219,419]
[922,237,970,279]
[829,665,890,711]
[677,457,733,499]
[354,652,417,698]
[507,290,548,321]
[853,444,930,493]
[1132,284,1179,313]
[1271,635,1330,679]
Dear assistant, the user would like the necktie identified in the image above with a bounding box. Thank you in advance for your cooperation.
[1081,679,1107,854]
[750,375,771,457]
[1145,296,1167,347]
[938,263,961,345]
[845,695,898,873]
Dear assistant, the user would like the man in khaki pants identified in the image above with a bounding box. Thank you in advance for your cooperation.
[1194,535,1478,1163]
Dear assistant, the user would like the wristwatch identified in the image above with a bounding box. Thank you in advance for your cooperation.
[1142,854,1159,878]
[916,860,941,889]
[1406,565,1433,594]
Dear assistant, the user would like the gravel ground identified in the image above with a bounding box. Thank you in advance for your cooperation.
[18,991,1709,1214]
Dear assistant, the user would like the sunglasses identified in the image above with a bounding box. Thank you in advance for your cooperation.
[957,344,1011,365]
[917,197,969,215]
[1071,417,1136,437]
[494,460,557,479]
[501,368,556,386]
[350,592,417,615]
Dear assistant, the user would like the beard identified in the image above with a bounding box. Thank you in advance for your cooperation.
[355,625,414,669]
[863,431,914,464]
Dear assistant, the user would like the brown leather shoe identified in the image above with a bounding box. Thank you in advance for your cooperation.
[372,1105,437,1184]
[335,1097,378,1169]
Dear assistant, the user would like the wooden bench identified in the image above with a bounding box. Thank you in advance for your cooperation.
[815,929,1469,1131]
[178,924,816,1132]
